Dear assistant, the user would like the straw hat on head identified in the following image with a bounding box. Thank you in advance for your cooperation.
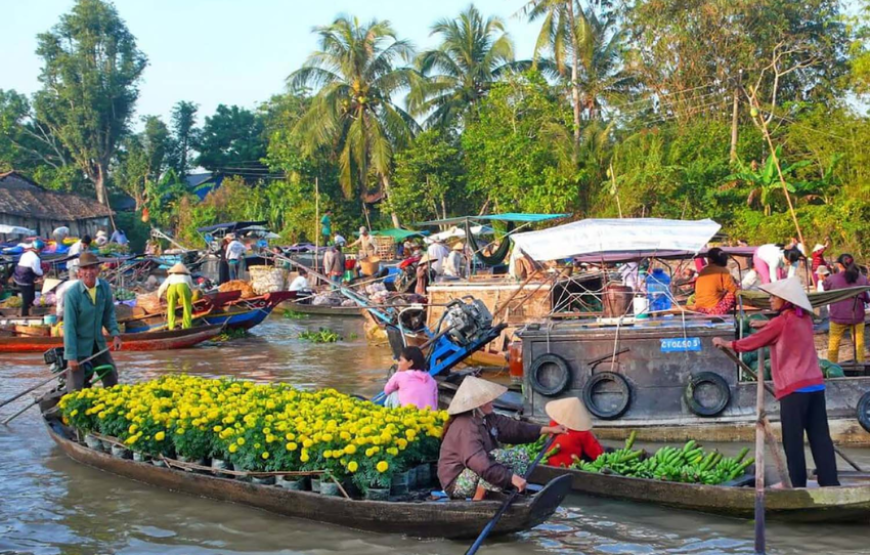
[759,277,813,312]
[78,252,101,268]
[168,262,190,275]
[418,254,430,265]
[452,242,465,252]
[545,397,593,432]
[447,376,508,415]
[817,265,830,276]
[812,243,826,253]
[42,278,63,295]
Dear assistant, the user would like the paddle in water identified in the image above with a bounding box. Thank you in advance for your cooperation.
[465,435,557,555]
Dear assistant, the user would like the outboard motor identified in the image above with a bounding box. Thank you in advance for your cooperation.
[439,298,494,347]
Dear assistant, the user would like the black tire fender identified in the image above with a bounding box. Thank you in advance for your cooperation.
[529,353,572,397]
[583,372,631,419]
[684,372,731,417]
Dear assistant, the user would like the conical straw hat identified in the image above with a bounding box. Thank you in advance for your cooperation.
[168,262,190,274]
[447,376,508,415]
[759,277,813,312]
[545,397,593,432]
[42,278,63,295]
[452,241,465,251]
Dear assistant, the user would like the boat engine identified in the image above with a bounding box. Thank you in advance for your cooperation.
[440,298,494,347]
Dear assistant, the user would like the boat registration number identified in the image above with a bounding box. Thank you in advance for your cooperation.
[660,337,702,352]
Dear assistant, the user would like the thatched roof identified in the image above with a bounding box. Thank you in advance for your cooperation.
[0,171,113,221]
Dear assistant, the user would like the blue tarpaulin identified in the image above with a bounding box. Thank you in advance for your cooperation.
[414,213,568,226]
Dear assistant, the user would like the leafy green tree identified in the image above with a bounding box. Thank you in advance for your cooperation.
[462,71,578,213]
[195,104,267,177]
[573,8,634,119]
[32,0,147,206]
[288,16,419,228]
[168,100,198,177]
[115,115,170,210]
[389,129,469,221]
[727,147,811,216]
[409,6,516,129]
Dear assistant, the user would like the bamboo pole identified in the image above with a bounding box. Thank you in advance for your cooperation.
[754,348,767,554]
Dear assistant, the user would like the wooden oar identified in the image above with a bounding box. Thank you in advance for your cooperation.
[719,346,863,472]
[464,435,556,555]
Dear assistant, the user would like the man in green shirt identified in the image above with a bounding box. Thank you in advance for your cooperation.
[63,252,122,391]
[320,210,332,244]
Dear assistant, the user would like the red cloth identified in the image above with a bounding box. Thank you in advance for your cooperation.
[730,309,824,399]
[545,420,605,468]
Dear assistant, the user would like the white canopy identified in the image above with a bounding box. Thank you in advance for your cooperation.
[0,224,37,235]
[425,225,493,244]
[510,218,722,261]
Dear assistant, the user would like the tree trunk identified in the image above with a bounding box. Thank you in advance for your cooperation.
[381,173,401,228]
[94,163,109,207]
[730,88,740,163]
[566,0,582,159]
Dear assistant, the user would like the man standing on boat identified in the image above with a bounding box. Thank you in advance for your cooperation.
[157,263,195,330]
[63,252,122,391]
[12,239,45,317]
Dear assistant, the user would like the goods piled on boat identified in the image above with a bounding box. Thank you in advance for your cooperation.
[57,375,446,493]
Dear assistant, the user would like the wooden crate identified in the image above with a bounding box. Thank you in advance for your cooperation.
[373,236,396,260]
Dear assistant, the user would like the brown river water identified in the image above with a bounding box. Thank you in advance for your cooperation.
[2,315,870,554]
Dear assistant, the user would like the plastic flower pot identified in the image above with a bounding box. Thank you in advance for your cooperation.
[364,487,390,501]
[133,452,150,463]
[415,464,431,488]
[252,475,276,486]
[151,459,167,468]
[211,458,233,478]
[84,434,105,452]
[276,476,309,491]
[319,481,341,497]
[110,444,132,460]
[390,471,411,496]
[310,478,321,493]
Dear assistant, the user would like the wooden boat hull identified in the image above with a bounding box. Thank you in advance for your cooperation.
[45,418,570,538]
[125,292,295,333]
[530,464,870,523]
[279,302,363,317]
[0,325,223,353]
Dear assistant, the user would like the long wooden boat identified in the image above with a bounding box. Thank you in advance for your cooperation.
[125,292,295,333]
[0,324,224,353]
[279,301,364,317]
[43,415,571,538]
[530,464,870,523]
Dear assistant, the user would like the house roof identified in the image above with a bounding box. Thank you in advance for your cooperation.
[0,171,114,221]
[185,173,218,188]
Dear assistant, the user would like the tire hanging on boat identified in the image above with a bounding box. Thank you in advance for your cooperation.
[465,221,514,266]
[856,391,870,433]
[683,372,731,417]
[583,372,631,419]
[529,353,572,396]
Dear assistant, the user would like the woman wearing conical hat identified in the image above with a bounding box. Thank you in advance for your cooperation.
[543,397,605,468]
[714,278,839,488]
[157,263,195,330]
[437,377,566,499]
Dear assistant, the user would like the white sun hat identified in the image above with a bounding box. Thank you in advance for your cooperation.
[759,277,813,312]
[447,376,508,415]
[545,397,593,432]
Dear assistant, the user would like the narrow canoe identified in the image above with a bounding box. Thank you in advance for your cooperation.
[530,464,870,523]
[44,416,571,538]
[0,324,224,353]
[280,302,364,317]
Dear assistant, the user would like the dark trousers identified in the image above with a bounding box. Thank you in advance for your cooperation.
[66,342,118,392]
[780,391,840,487]
[19,283,35,316]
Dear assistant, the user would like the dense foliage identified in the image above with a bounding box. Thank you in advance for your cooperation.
[1,0,869,258]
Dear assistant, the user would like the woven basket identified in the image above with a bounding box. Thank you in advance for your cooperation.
[359,257,382,277]
[248,265,286,295]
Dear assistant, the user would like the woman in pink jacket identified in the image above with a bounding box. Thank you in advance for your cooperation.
[714,278,839,488]
[383,346,438,410]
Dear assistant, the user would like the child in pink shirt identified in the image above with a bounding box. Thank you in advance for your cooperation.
[383,346,438,410]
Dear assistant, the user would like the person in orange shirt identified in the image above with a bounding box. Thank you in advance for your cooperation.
[691,247,738,315]
[544,397,604,468]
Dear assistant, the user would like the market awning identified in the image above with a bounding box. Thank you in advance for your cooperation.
[196,221,268,234]
[414,213,568,226]
[370,228,427,240]
[511,218,722,262]
[739,286,870,310]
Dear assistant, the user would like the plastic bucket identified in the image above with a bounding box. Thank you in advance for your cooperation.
[43,314,58,325]
[633,295,649,318]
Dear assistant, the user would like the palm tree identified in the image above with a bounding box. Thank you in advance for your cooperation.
[409,6,516,129]
[574,8,634,120]
[523,0,583,153]
[288,16,419,227]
